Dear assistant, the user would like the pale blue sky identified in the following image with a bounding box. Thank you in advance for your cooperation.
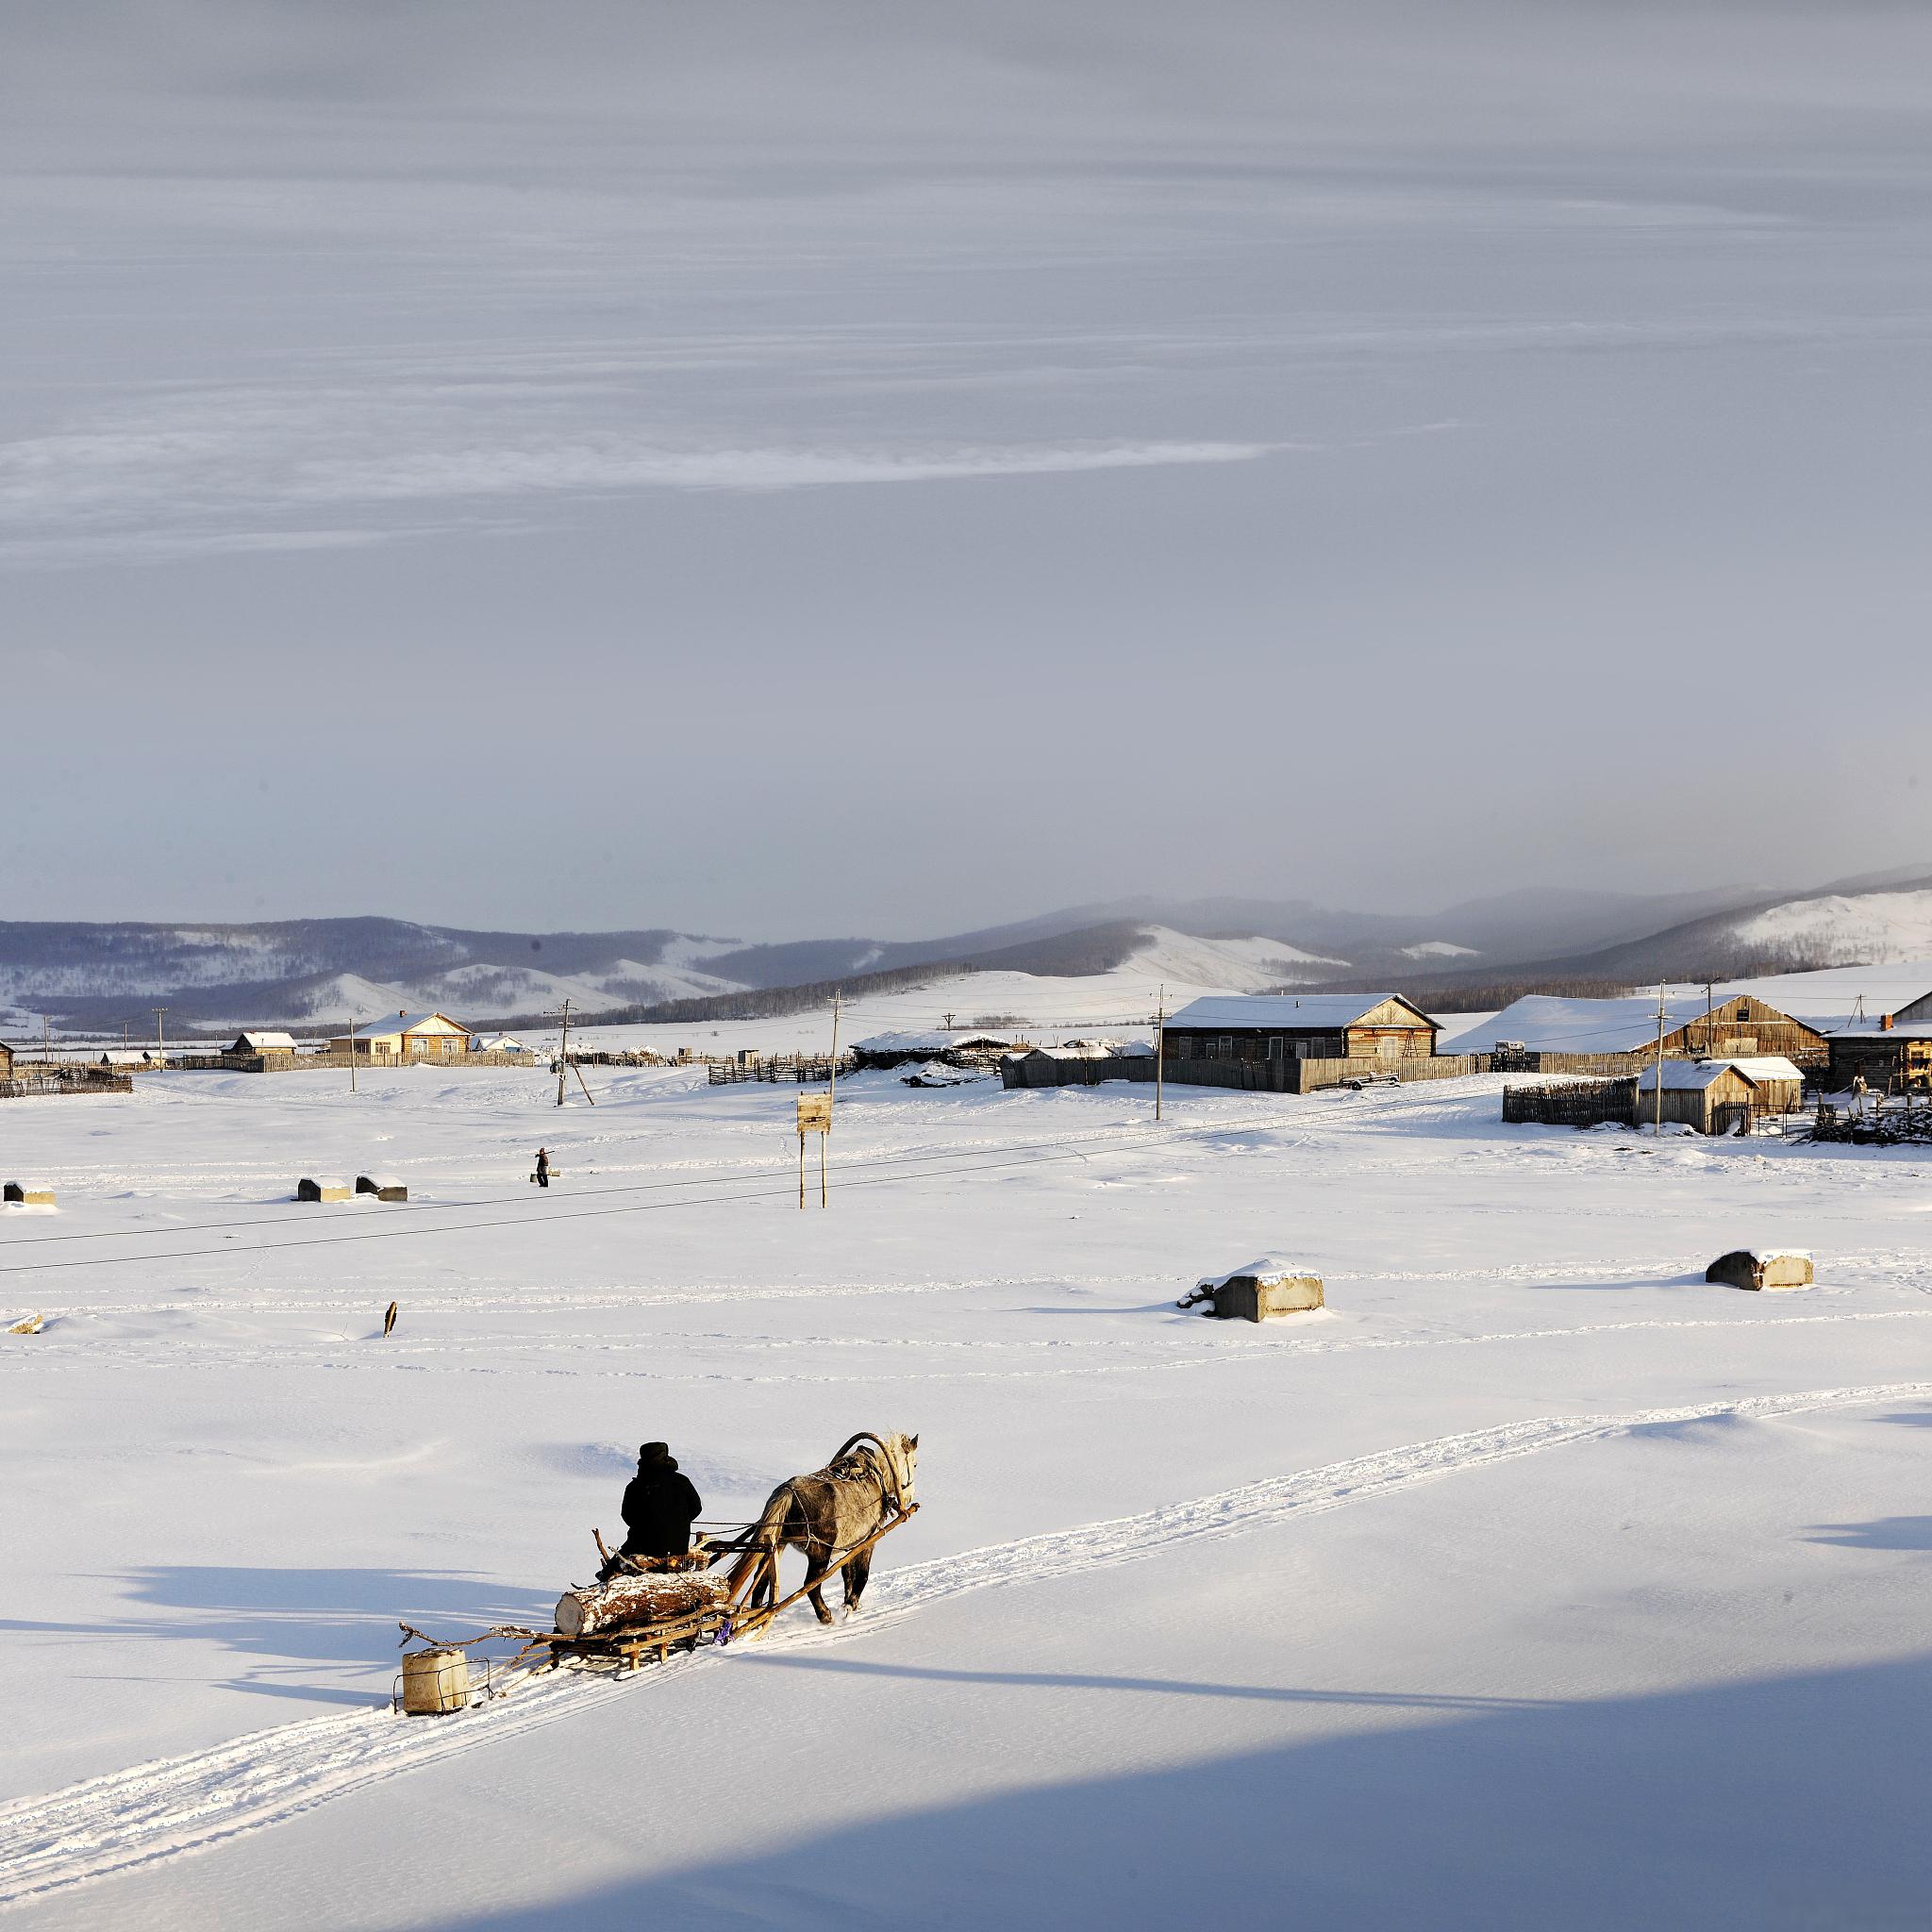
[5,2,1930,936]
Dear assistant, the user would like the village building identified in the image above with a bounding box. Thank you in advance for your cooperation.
[0,1041,13,1076]
[1446,994,1827,1070]
[1824,1006,1932,1092]
[1634,1056,1806,1134]
[853,1030,1024,1071]
[225,1029,300,1065]
[1162,993,1441,1067]
[329,1010,473,1062]
[472,1033,531,1056]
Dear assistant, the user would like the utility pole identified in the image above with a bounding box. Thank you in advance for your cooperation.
[557,998,572,1107]
[1155,982,1166,1123]
[151,1007,168,1072]
[1654,985,1667,1134]
[824,991,841,1208]
[1704,981,1715,1058]
[349,1014,358,1093]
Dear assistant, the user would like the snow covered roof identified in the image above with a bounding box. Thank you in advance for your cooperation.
[1721,1056,1805,1083]
[1194,1257,1318,1290]
[1166,994,1435,1031]
[1636,1056,1803,1092]
[857,1029,1018,1053]
[474,1034,528,1051]
[233,1031,297,1050]
[347,1010,470,1040]
[1636,1060,1740,1092]
[1821,1016,1932,1040]
[1442,994,1710,1056]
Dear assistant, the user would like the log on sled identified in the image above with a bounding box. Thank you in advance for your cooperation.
[554,1571,728,1640]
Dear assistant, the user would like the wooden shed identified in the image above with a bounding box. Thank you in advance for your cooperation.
[296,1177,353,1203]
[1162,994,1440,1068]
[1706,1249,1813,1291]
[1635,1057,1805,1134]
[355,1174,408,1202]
[4,1182,55,1207]
[1180,1258,1325,1322]
[0,1041,13,1076]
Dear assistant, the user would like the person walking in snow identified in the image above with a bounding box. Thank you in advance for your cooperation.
[534,1146,551,1188]
[616,1442,703,1565]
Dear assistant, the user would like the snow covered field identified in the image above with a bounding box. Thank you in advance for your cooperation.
[5,1038,1932,1926]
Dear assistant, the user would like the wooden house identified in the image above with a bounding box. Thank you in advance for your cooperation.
[1448,994,1826,1069]
[1824,999,1932,1092]
[1162,993,1440,1068]
[329,1011,473,1062]
[0,1041,13,1076]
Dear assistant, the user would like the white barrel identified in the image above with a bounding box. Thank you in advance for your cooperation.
[400,1647,471,1715]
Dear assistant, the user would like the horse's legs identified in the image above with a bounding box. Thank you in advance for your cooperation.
[841,1547,874,1614]
[803,1543,835,1624]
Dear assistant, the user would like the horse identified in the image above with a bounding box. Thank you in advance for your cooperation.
[728,1430,918,1624]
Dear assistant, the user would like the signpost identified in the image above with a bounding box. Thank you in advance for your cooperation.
[797,1092,832,1208]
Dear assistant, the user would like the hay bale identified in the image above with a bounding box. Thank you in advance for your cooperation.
[295,1177,352,1203]
[7,1312,44,1335]
[1706,1249,1814,1291]
[1186,1258,1325,1322]
[3,1182,55,1208]
[355,1175,408,1202]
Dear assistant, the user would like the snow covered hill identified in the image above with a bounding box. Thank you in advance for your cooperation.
[1726,890,1932,967]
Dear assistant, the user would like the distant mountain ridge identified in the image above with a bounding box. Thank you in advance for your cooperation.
[2,869,1928,1036]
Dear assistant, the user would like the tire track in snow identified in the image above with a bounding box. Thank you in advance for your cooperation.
[4,1377,1929,1909]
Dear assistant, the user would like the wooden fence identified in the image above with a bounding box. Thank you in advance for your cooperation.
[708,1054,857,1086]
[1002,1057,1157,1089]
[1,1069,135,1100]
[1162,1054,1484,1094]
[1501,1077,1638,1128]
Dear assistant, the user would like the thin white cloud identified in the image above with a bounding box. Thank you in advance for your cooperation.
[0,367,1280,561]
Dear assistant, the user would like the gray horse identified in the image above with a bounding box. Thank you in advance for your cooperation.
[729,1431,918,1624]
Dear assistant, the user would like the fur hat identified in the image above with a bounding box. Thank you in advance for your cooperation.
[638,1441,673,1467]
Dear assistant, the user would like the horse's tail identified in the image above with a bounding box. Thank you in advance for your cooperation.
[725,1482,794,1597]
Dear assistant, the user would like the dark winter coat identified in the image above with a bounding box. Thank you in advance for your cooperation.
[620,1462,703,1557]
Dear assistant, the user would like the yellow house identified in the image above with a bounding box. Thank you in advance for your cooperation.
[330,1010,472,1062]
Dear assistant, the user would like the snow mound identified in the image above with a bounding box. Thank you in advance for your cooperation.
[1400,941,1479,960]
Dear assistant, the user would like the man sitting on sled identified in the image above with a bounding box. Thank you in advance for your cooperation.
[600,1441,703,1578]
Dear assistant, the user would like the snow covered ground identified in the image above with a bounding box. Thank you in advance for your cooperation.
[5,988,1932,1926]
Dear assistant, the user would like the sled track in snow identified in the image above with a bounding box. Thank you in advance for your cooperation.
[3,1378,1930,1909]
